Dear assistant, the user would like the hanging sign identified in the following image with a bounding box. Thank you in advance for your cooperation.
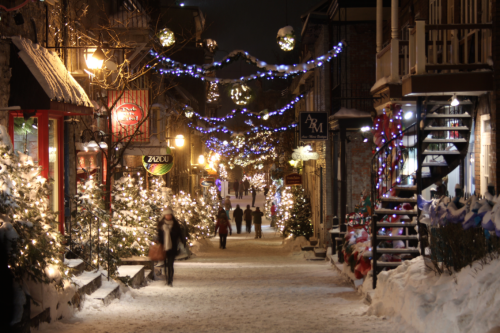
[142,149,174,176]
[285,173,302,186]
[109,90,150,143]
[116,103,142,125]
[299,112,328,140]
[200,177,215,187]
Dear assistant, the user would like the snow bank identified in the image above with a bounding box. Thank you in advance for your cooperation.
[368,257,500,333]
[282,235,309,252]
[190,238,213,254]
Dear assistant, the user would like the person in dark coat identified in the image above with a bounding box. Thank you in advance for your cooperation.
[244,179,250,196]
[233,204,243,234]
[244,205,253,233]
[214,211,232,249]
[252,207,264,239]
[264,186,269,197]
[251,185,257,207]
[238,181,244,199]
[233,181,239,195]
[157,208,186,286]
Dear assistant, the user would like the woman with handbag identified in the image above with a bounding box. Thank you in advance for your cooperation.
[157,208,185,287]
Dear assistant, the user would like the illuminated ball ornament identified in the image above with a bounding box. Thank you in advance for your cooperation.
[230,82,252,106]
[277,26,295,51]
[159,28,175,47]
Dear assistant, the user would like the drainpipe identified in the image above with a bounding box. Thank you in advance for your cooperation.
[391,0,399,40]
[376,0,383,53]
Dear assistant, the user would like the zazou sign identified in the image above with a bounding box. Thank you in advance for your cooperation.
[292,146,319,161]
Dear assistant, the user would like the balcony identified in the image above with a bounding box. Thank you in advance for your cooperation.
[402,20,493,96]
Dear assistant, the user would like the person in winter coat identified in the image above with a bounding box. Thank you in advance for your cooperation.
[224,195,232,219]
[233,204,243,234]
[244,205,253,233]
[238,181,244,199]
[251,185,257,207]
[233,181,239,195]
[252,207,264,239]
[214,211,232,249]
[270,203,277,228]
[244,179,250,196]
[157,209,186,286]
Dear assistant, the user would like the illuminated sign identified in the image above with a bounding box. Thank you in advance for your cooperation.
[285,173,302,186]
[116,103,143,126]
[142,150,174,176]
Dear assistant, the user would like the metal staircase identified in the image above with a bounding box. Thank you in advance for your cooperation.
[371,99,472,288]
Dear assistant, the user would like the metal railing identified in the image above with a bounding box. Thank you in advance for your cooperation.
[371,122,417,205]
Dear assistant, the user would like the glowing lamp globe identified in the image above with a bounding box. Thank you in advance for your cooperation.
[174,134,185,147]
[184,106,194,118]
[277,26,296,51]
[159,28,175,47]
[230,83,252,106]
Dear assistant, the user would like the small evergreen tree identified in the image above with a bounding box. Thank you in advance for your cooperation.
[284,187,314,239]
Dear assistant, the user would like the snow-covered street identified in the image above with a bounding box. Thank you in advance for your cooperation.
[37,194,392,333]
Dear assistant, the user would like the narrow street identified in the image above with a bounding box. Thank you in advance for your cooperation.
[38,194,392,333]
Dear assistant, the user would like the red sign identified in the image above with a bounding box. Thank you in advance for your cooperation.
[116,103,142,125]
[109,90,149,143]
[285,173,302,186]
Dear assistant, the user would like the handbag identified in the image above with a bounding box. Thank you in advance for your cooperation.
[148,244,166,261]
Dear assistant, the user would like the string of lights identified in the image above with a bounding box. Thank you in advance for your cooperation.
[148,42,344,84]
[187,121,297,135]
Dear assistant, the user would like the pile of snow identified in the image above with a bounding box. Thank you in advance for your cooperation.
[368,256,500,333]
[282,235,309,252]
[25,279,76,324]
[189,238,213,254]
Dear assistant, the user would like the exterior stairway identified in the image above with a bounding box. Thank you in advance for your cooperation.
[371,101,472,288]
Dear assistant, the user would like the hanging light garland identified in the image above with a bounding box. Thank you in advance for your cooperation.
[158,28,175,47]
[187,121,297,135]
[207,82,220,103]
[277,26,296,51]
[148,42,344,84]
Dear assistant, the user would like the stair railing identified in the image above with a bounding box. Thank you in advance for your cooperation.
[371,122,418,209]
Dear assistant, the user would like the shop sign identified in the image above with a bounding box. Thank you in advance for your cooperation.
[116,103,143,125]
[299,112,328,140]
[200,177,215,187]
[109,90,150,143]
[285,173,302,186]
[292,146,319,161]
[142,150,174,176]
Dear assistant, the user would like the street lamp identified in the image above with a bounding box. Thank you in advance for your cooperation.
[173,134,185,147]
[184,106,194,118]
[198,154,205,165]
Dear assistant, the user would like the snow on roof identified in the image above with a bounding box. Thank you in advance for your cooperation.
[10,36,92,107]
[333,107,371,119]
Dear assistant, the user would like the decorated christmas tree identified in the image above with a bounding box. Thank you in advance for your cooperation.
[276,186,293,235]
[283,187,314,239]
[0,131,66,284]
[72,176,125,275]
[111,175,160,257]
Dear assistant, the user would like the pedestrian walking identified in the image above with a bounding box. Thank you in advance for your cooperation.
[244,205,253,233]
[233,181,239,196]
[270,202,277,228]
[233,204,243,234]
[157,208,186,287]
[244,179,250,196]
[224,195,232,219]
[252,207,264,239]
[251,185,257,207]
[264,185,269,197]
[238,181,244,199]
[214,211,232,249]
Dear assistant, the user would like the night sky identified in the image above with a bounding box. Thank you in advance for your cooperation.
[185,0,325,116]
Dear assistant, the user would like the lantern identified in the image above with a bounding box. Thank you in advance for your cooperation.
[277,26,296,51]
[230,83,252,106]
[158,28,175,47]
[207,82,220,103]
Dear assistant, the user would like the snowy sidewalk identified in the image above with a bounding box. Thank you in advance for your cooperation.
[37,194,393,333]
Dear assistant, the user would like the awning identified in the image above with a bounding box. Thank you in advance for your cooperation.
[9,36,92,113]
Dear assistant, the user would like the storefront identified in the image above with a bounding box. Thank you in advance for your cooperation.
[7,37,93,233]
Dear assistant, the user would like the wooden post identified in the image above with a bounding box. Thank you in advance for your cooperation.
[416,20,426,75]
[376,0,383,53]
[391,38,400,83]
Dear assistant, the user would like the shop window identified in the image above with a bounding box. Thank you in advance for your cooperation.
[13,117,39,162]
